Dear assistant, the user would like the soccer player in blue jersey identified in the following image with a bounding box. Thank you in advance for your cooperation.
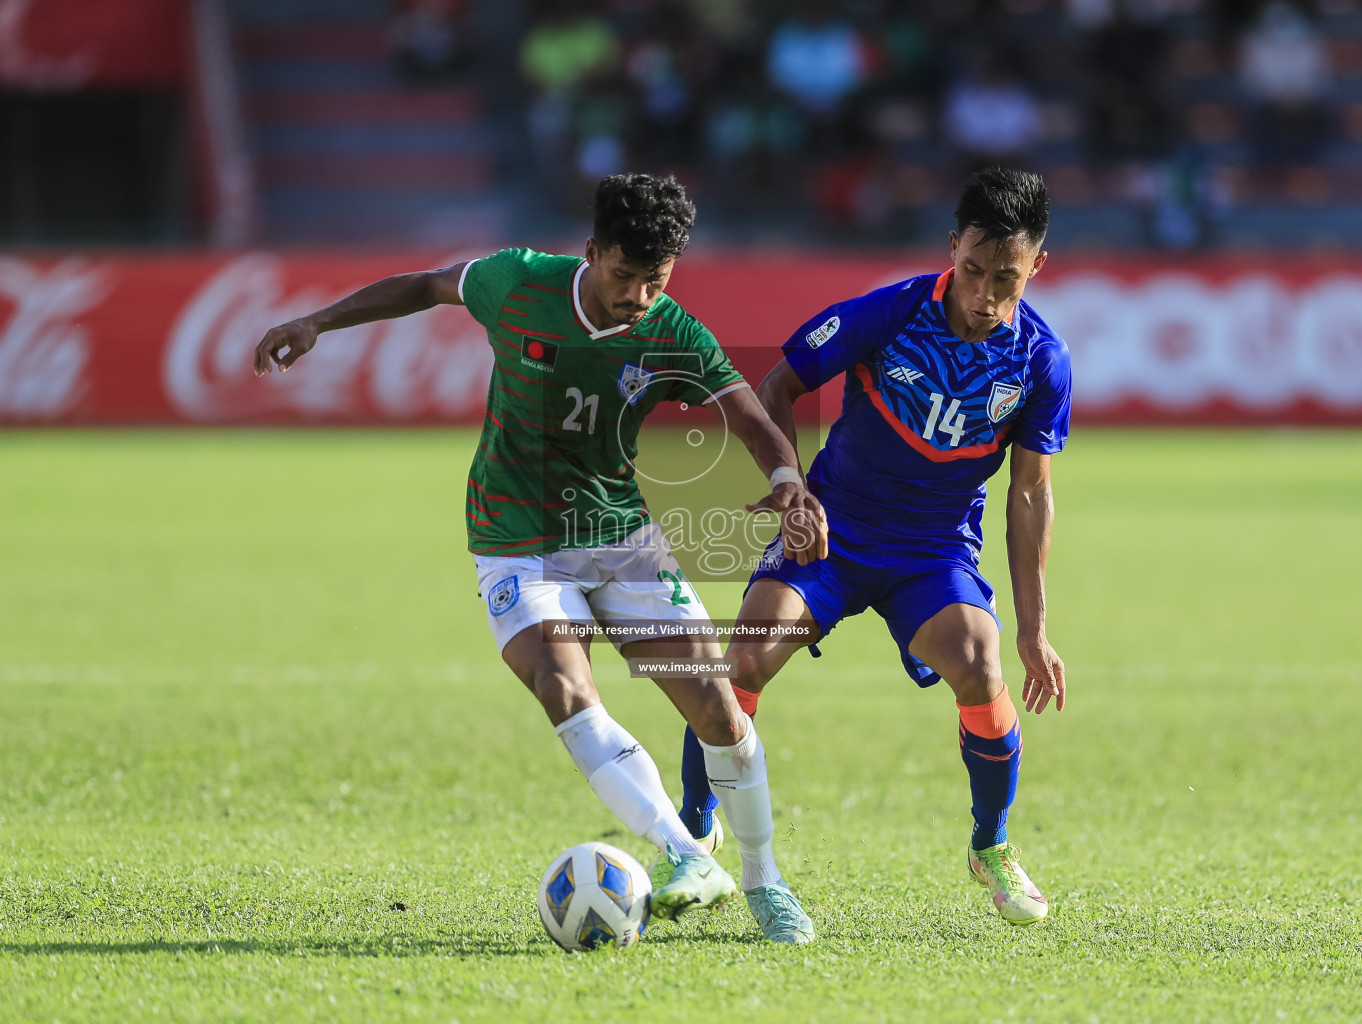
[678,166,1070,925]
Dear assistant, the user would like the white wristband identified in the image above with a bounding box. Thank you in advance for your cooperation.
[769,466,802,489]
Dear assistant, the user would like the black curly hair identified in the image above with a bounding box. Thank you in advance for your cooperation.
[955,166,1050,247]
[592,173,696,267]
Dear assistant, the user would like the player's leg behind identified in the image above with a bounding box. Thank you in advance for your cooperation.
[644,650,812,942]
[903,599,1048,925]
[673,578,820,942]
[654,663,779,888]
[680,578,816,843]
[678,661,767,849]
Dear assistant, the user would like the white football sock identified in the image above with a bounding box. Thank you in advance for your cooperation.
[699,713,783,890]
[555,704,703,857]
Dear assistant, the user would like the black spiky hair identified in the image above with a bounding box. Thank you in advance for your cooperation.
[592,173,696,266]
[954,166,1050,247]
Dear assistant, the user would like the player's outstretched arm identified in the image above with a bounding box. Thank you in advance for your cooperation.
[252,262,470,376]
[1006,445,1066,713]
[713,382,828,565]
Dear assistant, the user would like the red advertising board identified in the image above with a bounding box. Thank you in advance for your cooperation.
[2,250,1361,426]
[0,0,189,90]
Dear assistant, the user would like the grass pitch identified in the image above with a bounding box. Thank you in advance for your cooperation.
[1,428,1359,1023]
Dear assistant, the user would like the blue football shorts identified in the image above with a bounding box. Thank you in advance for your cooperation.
[748,536,1000,687]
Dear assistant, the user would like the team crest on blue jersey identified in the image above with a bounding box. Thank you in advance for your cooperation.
[987,382,1023,423]
[617,362,654,405]
[487,576,519,616]
[805,315,840,348]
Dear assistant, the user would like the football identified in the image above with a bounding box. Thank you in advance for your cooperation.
[537,842,652,952]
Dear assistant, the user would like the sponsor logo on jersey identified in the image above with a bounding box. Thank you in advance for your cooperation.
[520,337,559,371]
[987,381,1024,422]
[617,362,655,405]
[487,576,520,616]
[886,365,925,385]
[805,315,840,348]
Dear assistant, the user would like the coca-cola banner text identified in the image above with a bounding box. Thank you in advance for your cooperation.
[0,0,188,90]
[2,251,1361,426]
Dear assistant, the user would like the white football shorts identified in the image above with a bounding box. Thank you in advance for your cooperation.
[473,523,714,652]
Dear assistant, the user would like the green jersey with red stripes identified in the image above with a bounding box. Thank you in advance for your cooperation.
[458,247,747,556]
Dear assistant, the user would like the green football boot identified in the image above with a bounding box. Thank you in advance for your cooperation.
[649,820,722,889]
[649,846,738,921]
[744,882,815,944]
[967,842,1049,925]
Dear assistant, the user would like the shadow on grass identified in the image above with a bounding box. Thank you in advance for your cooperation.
[0,929,757,959]
[0,937,535,959]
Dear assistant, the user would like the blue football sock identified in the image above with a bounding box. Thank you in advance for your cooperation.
[679,725,718,839]
[958,693,1022,851]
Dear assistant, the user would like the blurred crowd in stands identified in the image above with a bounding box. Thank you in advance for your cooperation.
[390,0,476,80]
[395,0,1362,247]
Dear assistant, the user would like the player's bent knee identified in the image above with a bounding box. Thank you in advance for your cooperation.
[949,662,1006,706]
[688,688,745,747]
[727,647,773,694]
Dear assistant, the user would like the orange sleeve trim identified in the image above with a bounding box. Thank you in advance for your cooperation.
[957,685,1018,739]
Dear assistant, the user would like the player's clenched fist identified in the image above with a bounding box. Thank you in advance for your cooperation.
[780,502,829,566]
[253,318,318,376]
[746,483,829,566]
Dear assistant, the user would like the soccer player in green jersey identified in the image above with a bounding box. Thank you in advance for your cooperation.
[253,174,824,944]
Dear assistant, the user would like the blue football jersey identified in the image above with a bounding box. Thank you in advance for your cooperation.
[782,269,1072,569]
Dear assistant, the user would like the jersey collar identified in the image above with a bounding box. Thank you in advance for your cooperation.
[932,268,1021,342]
[572,261,633,341]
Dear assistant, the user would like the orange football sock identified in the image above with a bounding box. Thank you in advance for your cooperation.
[957,684,1019,739]
[731,684,761,718]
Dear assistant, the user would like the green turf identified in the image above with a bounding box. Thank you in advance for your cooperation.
[1,428,1359,1023]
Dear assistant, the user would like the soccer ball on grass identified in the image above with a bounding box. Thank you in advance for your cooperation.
[537,842,652,952]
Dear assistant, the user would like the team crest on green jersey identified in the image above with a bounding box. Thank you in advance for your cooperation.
[617,362,655,405]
